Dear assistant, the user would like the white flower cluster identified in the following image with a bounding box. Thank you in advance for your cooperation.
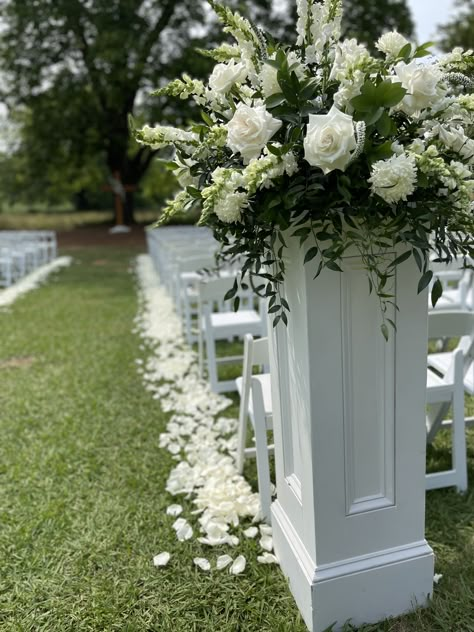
[376,31,410,58]
[369,153,417,204]
[136,125,197,151]
[134,254,279,574]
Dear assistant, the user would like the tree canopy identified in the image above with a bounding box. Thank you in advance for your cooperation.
[0,0,414,221]
[437,0,474,52]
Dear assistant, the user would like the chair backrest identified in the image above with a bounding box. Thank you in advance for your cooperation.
[198,275,239,303]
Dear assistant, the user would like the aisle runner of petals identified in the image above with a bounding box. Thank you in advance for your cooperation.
[134,254,278,573]
[0,256,72,308]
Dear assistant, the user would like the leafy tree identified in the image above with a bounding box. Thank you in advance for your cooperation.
[437,0,474,51]
[0,0,414,221]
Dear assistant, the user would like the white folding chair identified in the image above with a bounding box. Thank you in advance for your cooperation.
[235,334,274,522]
[425,310,474,492]
[198,276,264,393]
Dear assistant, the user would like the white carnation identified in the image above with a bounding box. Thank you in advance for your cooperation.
[376,31,410,57]
[369,153,417,204]
[214,192,248,224]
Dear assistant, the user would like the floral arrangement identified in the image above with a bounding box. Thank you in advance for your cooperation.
[135,0,474,336]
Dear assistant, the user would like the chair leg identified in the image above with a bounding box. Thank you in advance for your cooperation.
[252,379,272,524]
[452,361,468,492]
[204,317,219,393]
[236,408,248,474]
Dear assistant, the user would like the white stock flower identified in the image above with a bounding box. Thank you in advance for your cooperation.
[226,104,282,164]
[376,31,410,57]
[303,105,357,174]
[209,59,248,94]
[394,61,442,115]
[369,153,417,204]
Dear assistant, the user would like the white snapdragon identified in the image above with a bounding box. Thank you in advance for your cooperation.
[136,125,197,151]
[376,31,410,58]
[394,61,443,116]
[303,105,357,173]
[330,39,370,82]
[209,59,248,94]
[305,0,342,64]
[259,52,306,99]
[438,125,474,163]
[333,70,365,112]
[226,104,282,164]
[369,153,417,204]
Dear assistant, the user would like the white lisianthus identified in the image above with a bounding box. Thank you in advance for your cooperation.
[208,59,248,94]
[394,61,442,115]
[376,31,410,57]
[226,104,282,164]
[369,153,417,204]
[303,105,357,173]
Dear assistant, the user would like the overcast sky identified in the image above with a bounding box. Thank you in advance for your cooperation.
[407,0,458,45]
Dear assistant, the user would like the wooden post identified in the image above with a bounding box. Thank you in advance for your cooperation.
[102,171,136,233]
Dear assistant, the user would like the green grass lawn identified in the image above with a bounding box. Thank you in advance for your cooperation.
[1,245,474,631]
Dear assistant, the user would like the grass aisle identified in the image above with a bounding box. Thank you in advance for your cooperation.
[1,245,474,632]
[0,246,304,632]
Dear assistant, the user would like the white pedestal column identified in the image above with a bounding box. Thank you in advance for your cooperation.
[268,236,434,632]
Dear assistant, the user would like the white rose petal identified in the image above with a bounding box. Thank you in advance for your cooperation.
[172,517,187,531]
[257,552,279,564]
[243,526,259,538]
[259,525,273,536]
[166,504,183,517]
[194,557,211,571]
[209,59,247,94]
[303,105,357,174]
[153,552,171,567]
[216,554,233,570]
[229,555,246,575]
[260,535,273,551]
[176,522,194,541]
[226,104,282,164]
[433,573,443,584]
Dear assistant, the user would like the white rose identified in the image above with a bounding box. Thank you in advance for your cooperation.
[226,104,282,164]
[209,60,247,94]
[394,61,442,115]
[303,105,357,174]
[376,31,410,57]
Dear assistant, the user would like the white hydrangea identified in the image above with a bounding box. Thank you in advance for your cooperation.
[369,153,417,204]
[376,31,410,57]
[214,191,249,224]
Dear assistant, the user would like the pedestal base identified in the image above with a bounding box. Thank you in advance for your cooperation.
[273,501,434,632]
[109,224,131,234]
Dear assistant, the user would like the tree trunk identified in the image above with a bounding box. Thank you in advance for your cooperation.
[124,190,136,225]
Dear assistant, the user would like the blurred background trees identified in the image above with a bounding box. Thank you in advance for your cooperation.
[438,0,474,52]
[0,0,420,223]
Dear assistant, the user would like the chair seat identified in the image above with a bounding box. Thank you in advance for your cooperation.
[429,351,474,394]
[207,310,262,338]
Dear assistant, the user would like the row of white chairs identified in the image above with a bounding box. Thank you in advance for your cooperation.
[147,227,474,522]
[0,230,57,287]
